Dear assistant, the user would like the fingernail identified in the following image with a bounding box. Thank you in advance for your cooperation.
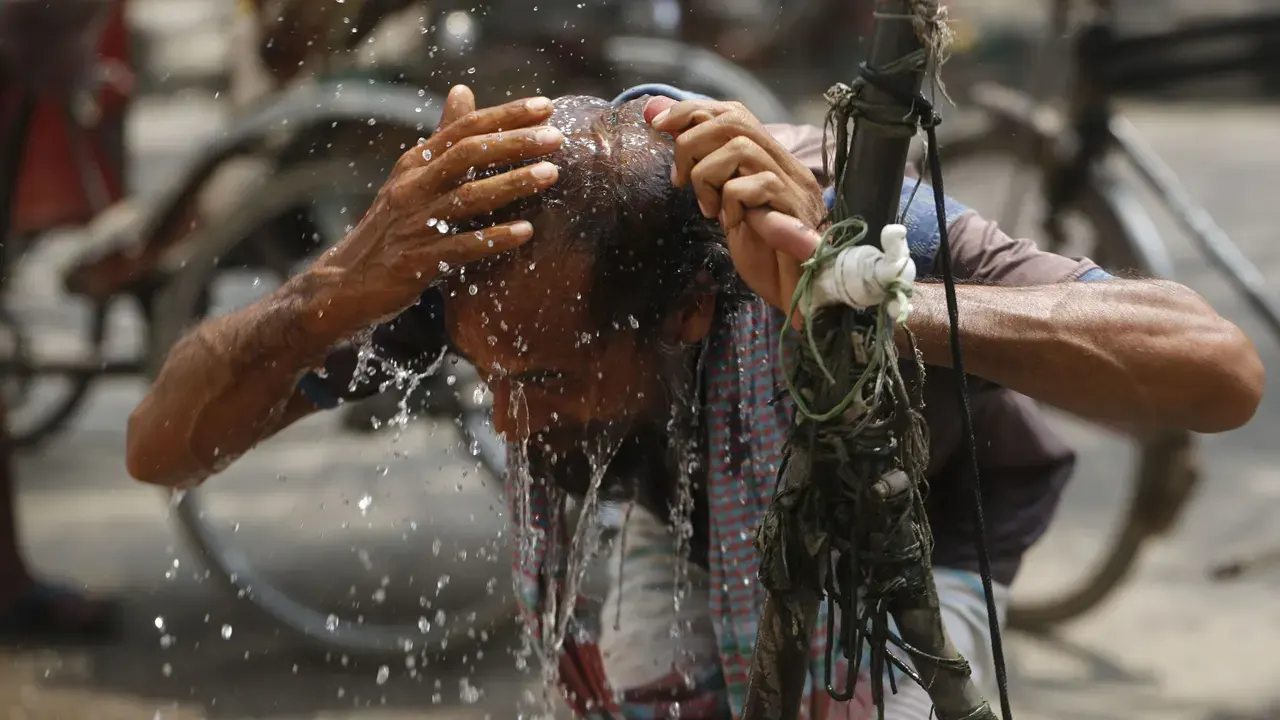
[526,97,552,111]
[511,220,534,236]
[652,109,670,126]
[531,162,558,180]
[534,127,563,144]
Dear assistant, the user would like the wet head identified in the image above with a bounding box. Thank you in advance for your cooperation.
[443,95,747,486]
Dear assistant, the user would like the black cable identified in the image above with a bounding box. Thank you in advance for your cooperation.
[919,109,1015,720]
[856,62,1015,719]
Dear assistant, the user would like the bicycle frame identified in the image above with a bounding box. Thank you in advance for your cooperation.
[1050,6,1280,338]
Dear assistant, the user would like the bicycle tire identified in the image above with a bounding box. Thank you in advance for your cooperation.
[7,298,108,449]
[418,35,793,123]
[601,36,793,124]
[934,121,1199,633]
[149,159,514,658]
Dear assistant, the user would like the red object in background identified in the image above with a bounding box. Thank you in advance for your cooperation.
[4,0,131,236]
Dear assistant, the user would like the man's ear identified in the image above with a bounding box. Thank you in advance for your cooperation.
[667,291,717,344]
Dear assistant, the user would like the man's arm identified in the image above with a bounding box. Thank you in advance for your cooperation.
[126,274,445,487]
[126,268,350,487]
[765,121,1263,433]
[905,278,1263,433]
[127,88,563,487]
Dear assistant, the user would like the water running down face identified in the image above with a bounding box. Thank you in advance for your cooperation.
[443,95,748,496]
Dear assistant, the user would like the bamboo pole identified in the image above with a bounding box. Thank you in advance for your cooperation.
[741,2,997,719]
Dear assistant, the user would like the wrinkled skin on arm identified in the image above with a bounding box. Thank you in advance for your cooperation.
[126,87,564,487]
[643,95,1265,433]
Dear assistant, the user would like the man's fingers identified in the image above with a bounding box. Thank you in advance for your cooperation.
[649,99,740,136]
[394,98,558,181]
[439,85,476,128]
[642,96,678,125]
[693,141,775,220]
[428,126,564,191]
[428,96,555,157]
[779,254,805,329]
[427,161,560,221]
[672,118,780,189]
[426,220,535,267]
[719,172,787,230]
[745,208,822,262]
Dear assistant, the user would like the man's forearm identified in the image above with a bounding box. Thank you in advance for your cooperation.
[126,268,356,487]
[902,278,1264,433]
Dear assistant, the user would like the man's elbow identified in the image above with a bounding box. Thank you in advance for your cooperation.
[124,407,160,485]
[125,403,191,488]
[1184,322,1265,434]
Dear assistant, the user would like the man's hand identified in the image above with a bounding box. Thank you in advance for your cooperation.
[313,85,563,332]
[644,96,825,325]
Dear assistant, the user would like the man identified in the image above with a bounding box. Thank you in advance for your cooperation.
[126,86,1263,718]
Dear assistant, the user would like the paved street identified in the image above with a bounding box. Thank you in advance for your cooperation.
[4,4,1280,718]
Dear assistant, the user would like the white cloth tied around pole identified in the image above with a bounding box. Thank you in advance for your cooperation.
[806,223,916,322]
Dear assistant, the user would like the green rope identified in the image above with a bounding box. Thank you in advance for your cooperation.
[780,215,914,423]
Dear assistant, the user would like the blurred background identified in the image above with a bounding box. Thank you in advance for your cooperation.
[1,0,1279,718]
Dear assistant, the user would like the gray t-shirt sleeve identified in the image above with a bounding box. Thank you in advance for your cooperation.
[946,212,1112,285]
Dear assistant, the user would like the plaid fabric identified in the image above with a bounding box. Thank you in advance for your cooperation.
[509,178,973,719]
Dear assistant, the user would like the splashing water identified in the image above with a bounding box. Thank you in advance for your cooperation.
[667,424,699,680]
[664,341,710,682]
[502,383,627,708]
[550,426,627,658]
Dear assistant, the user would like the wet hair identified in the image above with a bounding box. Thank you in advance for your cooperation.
[462,95,749,337]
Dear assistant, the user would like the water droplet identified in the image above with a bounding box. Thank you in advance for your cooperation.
[221,624,233,640]
[358,493,373,513]
[372,588,387,604]
[326,614,339,632]
[422,148,433,162]
[628,314,640,329]
[468,284,478,296]
[466,67,476,74]
[161,663,172,677]
[460,678,481,704]
[418,616,432,633]
[154,616,166,631]
[376,665,390,685]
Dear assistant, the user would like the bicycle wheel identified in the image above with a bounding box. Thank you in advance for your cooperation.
[418,35,792,124]
[601,36,792,124]
[0,295,107,449]
[931,114,1199,632]
[149,159,514,658]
